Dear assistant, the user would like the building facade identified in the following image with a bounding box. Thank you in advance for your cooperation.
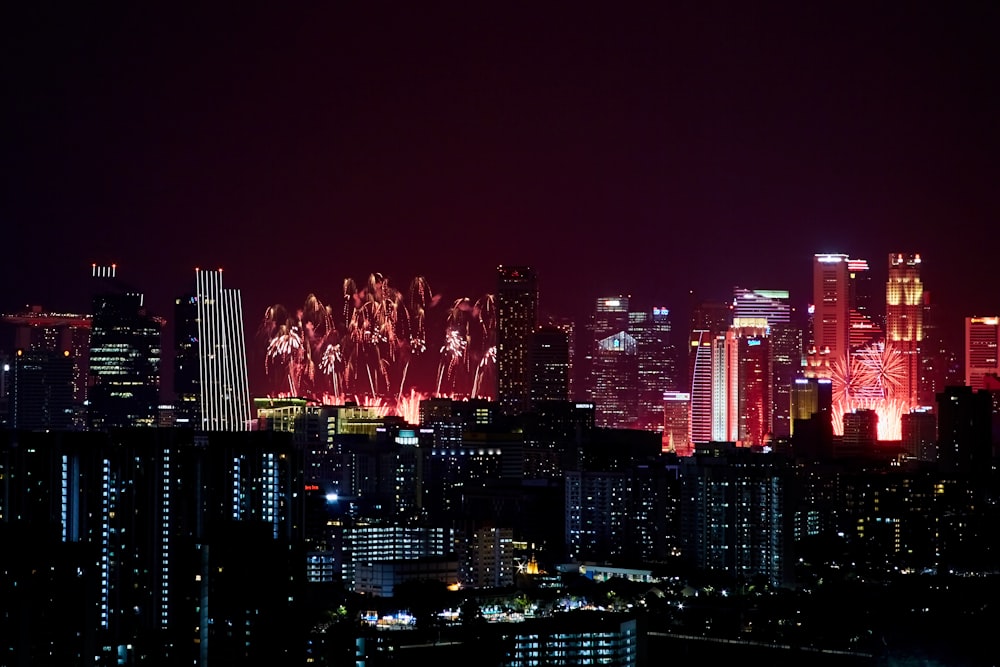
[88,265,163,430]
[965,316,1000,390]
[175,269,252,431]
[496,265,538,416]
[886,253,924,409]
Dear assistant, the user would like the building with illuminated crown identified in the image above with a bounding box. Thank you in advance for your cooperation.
[733,288,802,439]
[965,316,1000,390]
[886,253,923,409]
[87,264,163,430]
[590,296,637,428]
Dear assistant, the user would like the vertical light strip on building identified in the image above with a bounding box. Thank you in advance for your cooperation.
[264,452,279,539]
[232,456,242,520]
[195,269,250,431]
[100,458,111,629]
[61,455,68,542]
[161,448,171,627]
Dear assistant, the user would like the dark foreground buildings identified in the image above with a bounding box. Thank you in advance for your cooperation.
[0,428,305,666]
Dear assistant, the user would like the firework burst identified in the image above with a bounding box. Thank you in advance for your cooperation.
[264,273,440,401]
[830,340,911,440]
[433,294,497,398]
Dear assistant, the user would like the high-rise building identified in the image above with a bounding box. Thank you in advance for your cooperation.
[173,293,200,427]
[847,258,882,348]
[965,316,1000,390]
[733,288,801,439]
[733,288,790,324]
[737,325,771,447]
[842,409,879,452]
[688,331,717,446]
[687,298,731,381]
[542,316,577,399]
[175,269,252,431]
[1,307,91,427]
[789,377,832,435]
[711,319,771,447]
[456,525,515,589]
[87,265,163,430]
[528,324,570,405]
[886,253,924,409]
[936,385,992,475]
[901,408,937,461]
[591,296,638,429]
[919,291,949,407]
[630,306,676,433]
[0,428,306,665]
[680,443,793,588]
[10,348,75,431]
[496,265,538,416]
[808,254,880,370]
[662,391,691,456]
[809,253,851,376]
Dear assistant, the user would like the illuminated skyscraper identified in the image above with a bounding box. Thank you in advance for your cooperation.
[630,306,676,433]
[590,296,637,428]
[790,377,832,434]
[688,330,714,445]
[847,258,881,348]
[965,316,1000,390]
[809,254,880,371]
[711,320,771,446]
[175,269,251,431]
[885,253,923,408]
[733,288,801,439]
[496,265,538,416]
[88,265,163,430]
[688,298,730,446]
[809,253,850,376]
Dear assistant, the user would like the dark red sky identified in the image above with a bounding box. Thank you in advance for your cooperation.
[3,3,999,392]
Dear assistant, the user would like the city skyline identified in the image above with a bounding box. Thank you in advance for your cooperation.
[0,248,992,403]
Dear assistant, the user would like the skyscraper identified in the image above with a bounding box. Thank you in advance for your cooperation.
[590,296,637,428]
[688,298,730,446]
[10,348,74,431]
[809,253,850,376]
[733,288,801,439]
[528,324,570,405]
[175,269,251,431]
[965,316,1000,390]
[496,265,538,416]
[847,258,882,348]
[87,265,163,430]
[688,330,714,445]
[710,319,771,446]
[630,306,676,433]
[886,253,923,408]
[663,391,691,456]
[1,307,91,428]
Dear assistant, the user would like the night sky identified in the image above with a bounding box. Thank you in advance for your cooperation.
[4,3,999,393]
